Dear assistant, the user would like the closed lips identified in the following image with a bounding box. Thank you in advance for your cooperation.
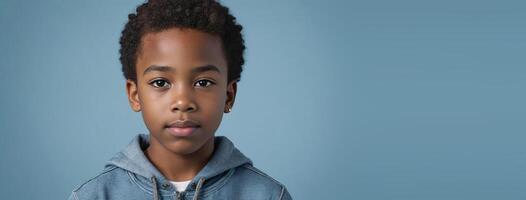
[166,120,200,128]
[166,120,200,137]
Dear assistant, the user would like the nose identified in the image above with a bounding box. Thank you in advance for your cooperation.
[173,100,197,112]
[170,84,197,113]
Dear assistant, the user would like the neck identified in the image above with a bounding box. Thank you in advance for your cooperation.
[145,136,215,181]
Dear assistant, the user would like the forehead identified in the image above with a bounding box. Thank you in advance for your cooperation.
[136,28,227,74]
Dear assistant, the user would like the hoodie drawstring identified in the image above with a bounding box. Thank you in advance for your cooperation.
[151,176,160,200]
[192,177,205,200]
[151,176,159,200]
[151,176,205,200]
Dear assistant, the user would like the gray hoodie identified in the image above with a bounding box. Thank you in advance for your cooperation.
[68,134,292,200]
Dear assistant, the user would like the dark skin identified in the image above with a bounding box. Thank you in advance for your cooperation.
[125,28,237,181]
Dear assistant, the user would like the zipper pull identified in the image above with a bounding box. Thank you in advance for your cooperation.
[176,191,185,200]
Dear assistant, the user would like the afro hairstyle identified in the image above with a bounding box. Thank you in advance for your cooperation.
[119,0,246,83]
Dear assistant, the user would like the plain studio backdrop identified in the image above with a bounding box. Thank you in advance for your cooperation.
[0,0,525,199]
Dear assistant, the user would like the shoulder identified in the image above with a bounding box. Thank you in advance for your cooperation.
[230,164,292,200]
[71,166,122,192]
[68,166,129,200]
[238,164,284,186]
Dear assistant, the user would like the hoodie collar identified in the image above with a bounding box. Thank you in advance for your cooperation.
[105,134,253,186]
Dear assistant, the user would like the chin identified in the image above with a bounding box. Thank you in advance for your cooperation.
[163,138,201,155]
[157,130,215,155]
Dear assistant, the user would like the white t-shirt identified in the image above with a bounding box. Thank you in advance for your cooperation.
[169,180,192,192]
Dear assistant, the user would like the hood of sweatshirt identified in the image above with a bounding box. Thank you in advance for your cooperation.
[104,134,253,200]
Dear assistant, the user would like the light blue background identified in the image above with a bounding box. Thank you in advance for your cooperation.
[1,0,525,199]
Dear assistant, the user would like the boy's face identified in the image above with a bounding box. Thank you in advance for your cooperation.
[126,28,236,155]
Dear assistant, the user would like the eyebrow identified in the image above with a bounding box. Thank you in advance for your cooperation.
[143,64,221,75]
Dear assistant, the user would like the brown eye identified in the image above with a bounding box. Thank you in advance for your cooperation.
[194,80,214,87]
[150,79,170,88]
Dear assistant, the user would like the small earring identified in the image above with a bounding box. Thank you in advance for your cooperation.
[226,105,232,113]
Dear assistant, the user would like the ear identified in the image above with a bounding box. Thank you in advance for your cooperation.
[225,79,238,113]
[126,79,142,112]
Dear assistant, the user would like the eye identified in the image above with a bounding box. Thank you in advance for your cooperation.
[150,79,171,88]
[194,80,214,88]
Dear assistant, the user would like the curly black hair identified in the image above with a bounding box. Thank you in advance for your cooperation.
[119,0,245,83]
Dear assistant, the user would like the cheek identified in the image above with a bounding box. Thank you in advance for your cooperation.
[138,89,169,130]
[198,91,226,116]
[196,91,226,130]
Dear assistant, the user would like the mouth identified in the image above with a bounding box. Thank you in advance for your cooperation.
[165,120,201,137]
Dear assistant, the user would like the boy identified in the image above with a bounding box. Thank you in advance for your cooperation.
[67,0,292,199]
